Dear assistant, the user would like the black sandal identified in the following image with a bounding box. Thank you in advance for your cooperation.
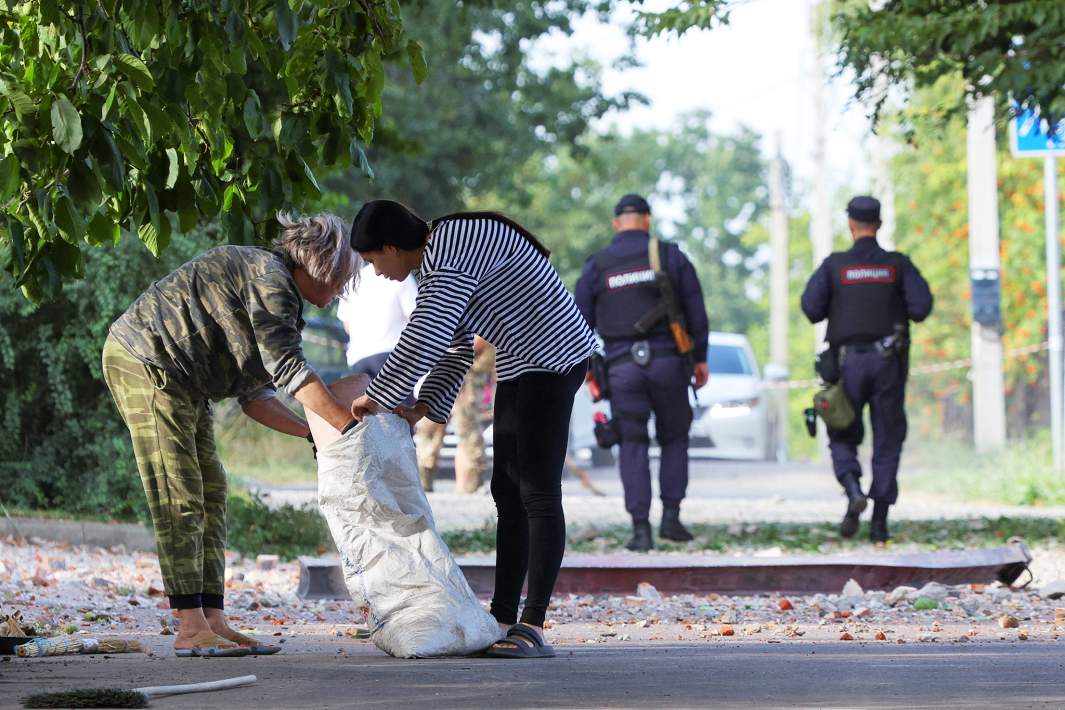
[485,623,556,659]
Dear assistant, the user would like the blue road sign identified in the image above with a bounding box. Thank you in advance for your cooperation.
[1010,108,1065,157]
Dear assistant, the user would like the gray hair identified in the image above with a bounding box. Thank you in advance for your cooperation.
[275,212,360,295]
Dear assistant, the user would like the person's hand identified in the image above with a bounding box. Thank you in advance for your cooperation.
[393,402,429,428]
[351,394,383,421]
[693,362,709,390]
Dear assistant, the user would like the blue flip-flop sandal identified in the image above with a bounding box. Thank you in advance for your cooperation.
[485,623,556,659]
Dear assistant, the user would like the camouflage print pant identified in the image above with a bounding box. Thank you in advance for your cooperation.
[101,334,226,605]
[415,345,494,492]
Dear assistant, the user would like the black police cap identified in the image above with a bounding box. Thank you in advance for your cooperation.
[846,196,881,223]
[614,193,651,216]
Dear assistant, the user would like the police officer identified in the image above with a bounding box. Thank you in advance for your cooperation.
[576,194,710,552]
[801,196,933,543]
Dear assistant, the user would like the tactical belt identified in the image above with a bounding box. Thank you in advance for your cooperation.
[840,342,879,355]
[840,335,906,358]
[605,342,680,368]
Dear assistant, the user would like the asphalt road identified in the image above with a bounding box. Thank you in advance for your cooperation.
[5,640,1064,709]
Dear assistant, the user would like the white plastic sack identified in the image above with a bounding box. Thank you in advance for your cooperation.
[316,414,501,658]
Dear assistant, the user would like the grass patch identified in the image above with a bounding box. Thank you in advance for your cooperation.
[439,517,1063,557]
[215,413,316,487]
[905,431,1065,506]
[5,507,120,523]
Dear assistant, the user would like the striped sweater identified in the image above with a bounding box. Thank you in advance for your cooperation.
[364,217,596,423]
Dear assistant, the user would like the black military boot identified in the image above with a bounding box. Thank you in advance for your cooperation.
[839,472,868,539]
[660,505,694,542]
[870,501,891,544]
[626,520,654,552]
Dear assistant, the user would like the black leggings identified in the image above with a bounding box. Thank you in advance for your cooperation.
[489,361,587,628]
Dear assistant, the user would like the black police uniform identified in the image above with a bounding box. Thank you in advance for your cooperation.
[575,194,709,550]
[800,196,933,541]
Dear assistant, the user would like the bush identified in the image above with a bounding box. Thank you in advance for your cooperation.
[225,489,332,560]
[0,230,214,521]
[906,431,1065,506]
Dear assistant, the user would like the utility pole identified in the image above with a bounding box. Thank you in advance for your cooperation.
[966,96,1007,450]
[810,6,833,330]
[809,0,832,456]
[1044,155,1063,469]
[768,138,790,462]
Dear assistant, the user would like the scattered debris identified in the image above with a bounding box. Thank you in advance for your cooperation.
[5,535,1065,651]
[1039,580,1065,600]
[256,554,280,571]
[999,614,1021,629]
[637,582,661,602]
[913,597,939,611]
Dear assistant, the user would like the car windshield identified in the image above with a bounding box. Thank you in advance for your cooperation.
[708,343,752,375]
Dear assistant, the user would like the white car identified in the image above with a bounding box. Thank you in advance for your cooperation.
[569,331,783,466]
[687,332,781,461]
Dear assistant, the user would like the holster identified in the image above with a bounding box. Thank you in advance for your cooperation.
[814,348,841,385]
[588,352,610,402]
[594,416,621,448]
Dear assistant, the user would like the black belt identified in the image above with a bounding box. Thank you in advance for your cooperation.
[840,337,906,358]
[606,343,679,368]
[841,342,879,354]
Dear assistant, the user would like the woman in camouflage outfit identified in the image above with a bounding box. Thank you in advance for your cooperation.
[102,213,359,657]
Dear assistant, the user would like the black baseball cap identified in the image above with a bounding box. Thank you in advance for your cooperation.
[614,193,651,216]
[846,196,881,223]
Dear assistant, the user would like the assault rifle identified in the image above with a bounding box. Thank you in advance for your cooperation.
[633,237,697,399]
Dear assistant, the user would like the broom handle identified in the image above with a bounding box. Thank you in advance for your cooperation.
[134,675,257,698]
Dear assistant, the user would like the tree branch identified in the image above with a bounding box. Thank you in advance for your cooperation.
[69,6,89,91]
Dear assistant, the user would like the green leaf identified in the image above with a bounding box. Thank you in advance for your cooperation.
[165,148,180,189]
[114,53,155,91]
[113,132,147,170]
[86,212,118,247]
[407,40,428,84]
[118,92,152,142]
[49,238,82,278]
[0,154,20,205]
[174,180,198,232]
[350,139,374,180]
[50,95,83,154]
[300,157,320,194]
[137,221,159,256]
[275,0,298,51]
[142,101,174,139]
[224,205,253,244]
[101,82,118,122]
[95,130,126,190]
[3,215,25,273]
[68,158,102,207]
[243,91,264,138]
[137,218,170,257]
[145,184,161,234]
[53,195,86,243]
[279,114,307,151]
[7,91,34,119]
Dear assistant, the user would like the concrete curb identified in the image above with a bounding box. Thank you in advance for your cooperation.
[4,516,155,551]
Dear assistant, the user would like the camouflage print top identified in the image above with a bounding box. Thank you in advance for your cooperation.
[109,245,316,404]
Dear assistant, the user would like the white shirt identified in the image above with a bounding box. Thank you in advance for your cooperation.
[365,217,596,423]
[336,264,418,366]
